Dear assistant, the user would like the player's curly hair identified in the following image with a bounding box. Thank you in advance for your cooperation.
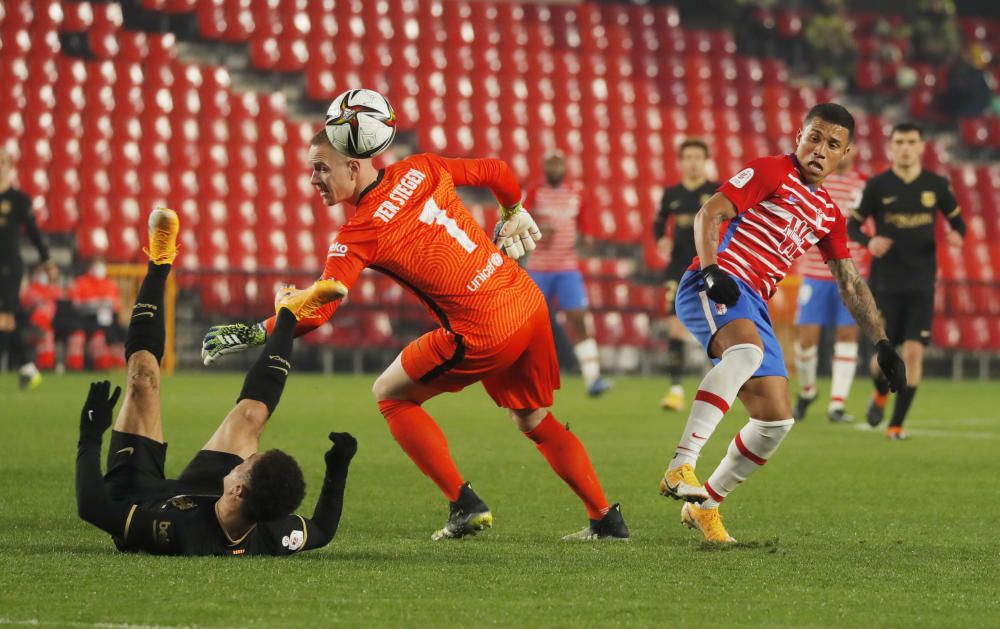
[241,449,306,523]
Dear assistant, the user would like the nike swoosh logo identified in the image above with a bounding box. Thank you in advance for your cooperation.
[88,410,94,421]
[267,365,289,375]
[131,312,155,319]
[691,432,707,440]
[882,197,897,204]
[116,447,135,456]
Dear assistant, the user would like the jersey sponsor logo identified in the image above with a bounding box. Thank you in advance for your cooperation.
[777,216,813,258]
[466,253,505,292]
[154,520,172,546]
[327,242,348,257]
[921,191,937,208]
[675,215,695,228]
[282,529,305,551]
[885,212,934,229]
[373,168,426,223]
[729,168,754,189]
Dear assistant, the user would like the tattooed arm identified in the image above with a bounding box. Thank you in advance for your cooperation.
[828,258,886,342]
[694,193,738,266]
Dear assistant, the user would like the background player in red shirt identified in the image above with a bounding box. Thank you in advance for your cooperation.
[661,104,905,542]
[523,150,612,397]
[791,151,870,423]
[203,129,630,542]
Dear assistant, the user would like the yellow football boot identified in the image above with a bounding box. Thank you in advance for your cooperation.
[660,386,685,411]
[275,279,348,319]
[681,502,736,543]
[659,463,709,502]
[143,207,179,265]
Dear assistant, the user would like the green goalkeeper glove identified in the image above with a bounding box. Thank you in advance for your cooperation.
[201,322,266,366]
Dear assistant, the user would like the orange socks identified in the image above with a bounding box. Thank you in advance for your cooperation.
[525,413,610,520]
[378,399,464,501]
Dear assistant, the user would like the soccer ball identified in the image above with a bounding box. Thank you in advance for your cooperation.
[324,89,397,158]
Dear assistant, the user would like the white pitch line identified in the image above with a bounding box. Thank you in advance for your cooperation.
[852,423,998,440]
[0,619,193,629]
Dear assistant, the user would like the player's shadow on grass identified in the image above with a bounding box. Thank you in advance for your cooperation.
[696,538,782,553]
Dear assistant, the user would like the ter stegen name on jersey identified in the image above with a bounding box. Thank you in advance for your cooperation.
[374,169,427,223]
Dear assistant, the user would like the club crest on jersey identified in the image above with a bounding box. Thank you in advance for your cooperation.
[921,191,936,208]
[327,242,348,257]
[729,168,754,189]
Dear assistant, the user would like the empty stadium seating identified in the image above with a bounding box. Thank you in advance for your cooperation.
[1,0,996,352]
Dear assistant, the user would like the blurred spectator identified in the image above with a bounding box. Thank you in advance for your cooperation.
[21,263,65,370]
[67,258,125,371]
[804,0,857,87]
[937,47,994,120]
[910,0,960,65]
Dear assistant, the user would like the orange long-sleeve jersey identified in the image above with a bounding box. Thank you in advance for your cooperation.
[266,153,544,349]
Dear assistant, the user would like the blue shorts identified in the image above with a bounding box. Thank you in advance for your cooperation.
[795,277,856,327]
[674,269,788,378]
[529,270,588,311]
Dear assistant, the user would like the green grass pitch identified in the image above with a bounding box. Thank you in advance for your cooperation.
[1,372,998,627]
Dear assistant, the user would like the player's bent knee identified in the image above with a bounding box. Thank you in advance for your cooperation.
[224,400,269,435]
[126,363,160,397]
[508,408,548,432]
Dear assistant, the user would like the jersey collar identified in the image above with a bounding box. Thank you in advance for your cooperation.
[357,168,385,205]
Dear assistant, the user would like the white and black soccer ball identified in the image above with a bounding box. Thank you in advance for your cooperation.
[324,88,397,158]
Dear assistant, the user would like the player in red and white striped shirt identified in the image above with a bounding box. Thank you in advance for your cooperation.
[791,152,870,423]
[523,151,611,397]
[659,104,906,543]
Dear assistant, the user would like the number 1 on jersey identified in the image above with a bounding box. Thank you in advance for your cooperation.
[419,198,477,253]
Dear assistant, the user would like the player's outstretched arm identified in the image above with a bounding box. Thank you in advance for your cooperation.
[828,258,906,391]
[301,432,357,549]
[76,381,133,537]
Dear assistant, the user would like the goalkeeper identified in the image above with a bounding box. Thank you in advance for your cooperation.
[76,208,357,556]
[202,124,630,542]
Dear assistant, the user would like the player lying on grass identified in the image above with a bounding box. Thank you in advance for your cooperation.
[76,208,357,556]
[658,103,907,543]
[203,122,629,542]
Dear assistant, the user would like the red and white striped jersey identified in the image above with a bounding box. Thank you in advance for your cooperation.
[523,182,584,272]
[688,154,851,300]
[796,171,871,280]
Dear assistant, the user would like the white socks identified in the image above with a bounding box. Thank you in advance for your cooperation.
[701,418,794,508]
[829,341,858,411]
[574,338,601,387]
[794,342,818,400]
[669,343,763,470]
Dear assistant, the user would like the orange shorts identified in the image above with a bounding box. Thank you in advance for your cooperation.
[401,301,560,409]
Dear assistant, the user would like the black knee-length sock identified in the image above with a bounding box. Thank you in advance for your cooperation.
[125,262,170,362]
[237,308,297,416]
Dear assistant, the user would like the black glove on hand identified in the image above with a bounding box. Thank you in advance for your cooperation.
[79,380,122,444]
[875,340,907,393]
[701,264,741,306]
[324,432,358,469]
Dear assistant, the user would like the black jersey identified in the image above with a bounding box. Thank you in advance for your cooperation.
[848,168,965,292]
[0,186,48,269]
[653,181,718,277]
[115,494,326,557]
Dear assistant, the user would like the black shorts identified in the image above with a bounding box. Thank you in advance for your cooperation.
[664,258,693,316]
[103,431,243,503]
[873,289,935,346]
[0,267,22,313]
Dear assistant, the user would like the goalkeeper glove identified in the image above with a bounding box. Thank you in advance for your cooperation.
[493,201,542,260]
[79,380,122,445]
[202,322,266,366]
[874,339,907,393]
